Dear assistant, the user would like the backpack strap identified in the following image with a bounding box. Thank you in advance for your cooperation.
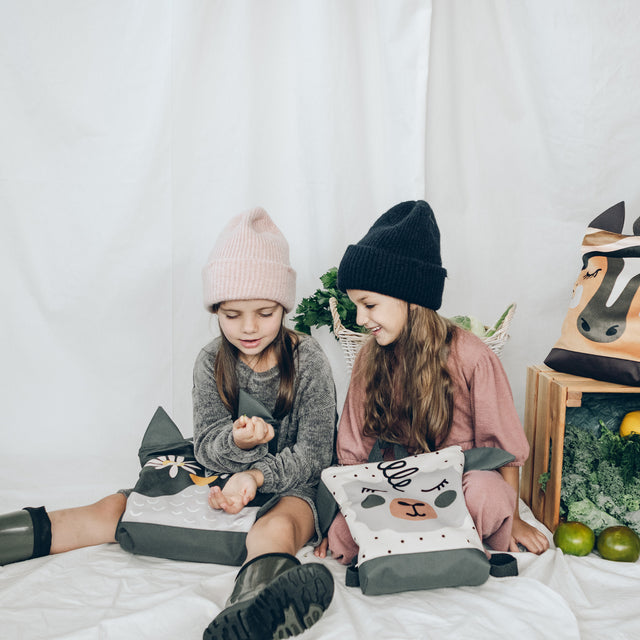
[368,439,410,462]
[463,447,515,472]
[345,558,360,587]
[315,479,339,537]
[489,553,518,577]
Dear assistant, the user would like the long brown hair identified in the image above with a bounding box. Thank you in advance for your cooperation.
[361,305,457,452]
[212,306,299,420]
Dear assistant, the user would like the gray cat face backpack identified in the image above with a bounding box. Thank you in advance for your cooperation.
[116,395,276,565]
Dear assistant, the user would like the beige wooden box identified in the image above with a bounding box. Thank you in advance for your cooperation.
[520,364,640,532]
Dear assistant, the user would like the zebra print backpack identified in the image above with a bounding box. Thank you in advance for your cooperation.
[545,201,640,386]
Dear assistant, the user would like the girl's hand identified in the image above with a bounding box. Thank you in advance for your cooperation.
[208,470,261,514]
[233,415,275,450]
[509,515,550,555]
[313,537,329,559]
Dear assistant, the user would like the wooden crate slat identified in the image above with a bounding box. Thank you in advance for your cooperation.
[520,366,539,506]
[521,365,640,532]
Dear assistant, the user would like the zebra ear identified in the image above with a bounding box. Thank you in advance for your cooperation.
[589,201,625,233]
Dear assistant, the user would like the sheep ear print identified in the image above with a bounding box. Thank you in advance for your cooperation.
[545,202,640,385]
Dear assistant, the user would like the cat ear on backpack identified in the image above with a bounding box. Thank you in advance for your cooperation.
[546,201,640,386]
[137,406,193,466]
[116,403,274,565]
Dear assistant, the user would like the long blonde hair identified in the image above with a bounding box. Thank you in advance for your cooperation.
[212,305,299,419]
[361,305,457,452]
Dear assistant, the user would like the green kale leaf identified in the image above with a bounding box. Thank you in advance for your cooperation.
[561,421,640,535]
[292,267,366,336]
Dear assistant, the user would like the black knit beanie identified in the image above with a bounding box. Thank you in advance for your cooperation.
[338,200,446,310]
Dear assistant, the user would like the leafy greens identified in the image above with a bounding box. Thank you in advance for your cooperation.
[560,421,640,534]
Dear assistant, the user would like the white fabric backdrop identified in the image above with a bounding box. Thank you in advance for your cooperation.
[0,0,432,493]
[428,0,640,409]
[1,0,640,501]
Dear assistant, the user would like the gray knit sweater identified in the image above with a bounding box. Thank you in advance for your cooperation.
[192,334,337,544]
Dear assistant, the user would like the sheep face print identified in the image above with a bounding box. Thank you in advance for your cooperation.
[322,446,484,564]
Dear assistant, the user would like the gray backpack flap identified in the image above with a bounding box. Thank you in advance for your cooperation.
[116,394,275,565]
[320,443,517,595]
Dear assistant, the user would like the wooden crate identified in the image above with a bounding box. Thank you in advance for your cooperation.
[520,364,640,532]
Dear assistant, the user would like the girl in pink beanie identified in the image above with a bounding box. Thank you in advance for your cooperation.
[0,207,337,640]
[196,208,336,639]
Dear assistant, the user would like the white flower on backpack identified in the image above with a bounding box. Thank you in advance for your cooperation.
[144,455,202,478]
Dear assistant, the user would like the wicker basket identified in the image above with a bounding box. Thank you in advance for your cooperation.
[481,303,516,359]
[329,297,370,373]
[329,297,516,372]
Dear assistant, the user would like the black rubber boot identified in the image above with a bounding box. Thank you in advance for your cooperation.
[203,552,334,640]
[0,507,52,565]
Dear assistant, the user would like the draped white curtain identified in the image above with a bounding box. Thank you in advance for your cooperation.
[1,1,639,493]
[427,0,640,410]
[0,1,432,486]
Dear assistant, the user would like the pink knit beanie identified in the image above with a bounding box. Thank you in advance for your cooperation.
[202,207,296,312]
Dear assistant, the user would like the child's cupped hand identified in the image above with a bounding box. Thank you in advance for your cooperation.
[208,471,258,514]
[232,415,275,450]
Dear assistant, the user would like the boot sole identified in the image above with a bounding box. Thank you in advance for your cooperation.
[204,562,334,640]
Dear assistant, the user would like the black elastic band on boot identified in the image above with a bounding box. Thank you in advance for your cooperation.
[23,506,52,558]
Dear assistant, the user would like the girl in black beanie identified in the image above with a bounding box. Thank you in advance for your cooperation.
[316,200,549,564]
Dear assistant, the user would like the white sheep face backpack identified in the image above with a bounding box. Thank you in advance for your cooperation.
[319,443,518,595]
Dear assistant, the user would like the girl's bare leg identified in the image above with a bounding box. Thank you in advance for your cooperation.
[244,496,315,562]
[50,493,127,554]
[1,493,127,565]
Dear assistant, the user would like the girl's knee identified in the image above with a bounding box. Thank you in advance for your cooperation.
[92,493,127,523]
[248,513,296,544]
[463,470,516,516]
[462,470,517,546]
[464,470,515,499]
[247,498,313,549]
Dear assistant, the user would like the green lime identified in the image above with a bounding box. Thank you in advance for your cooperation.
[597,526,640,562]
[553,521,595,556]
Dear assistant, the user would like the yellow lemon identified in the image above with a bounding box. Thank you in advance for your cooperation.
[619,411,640,437]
